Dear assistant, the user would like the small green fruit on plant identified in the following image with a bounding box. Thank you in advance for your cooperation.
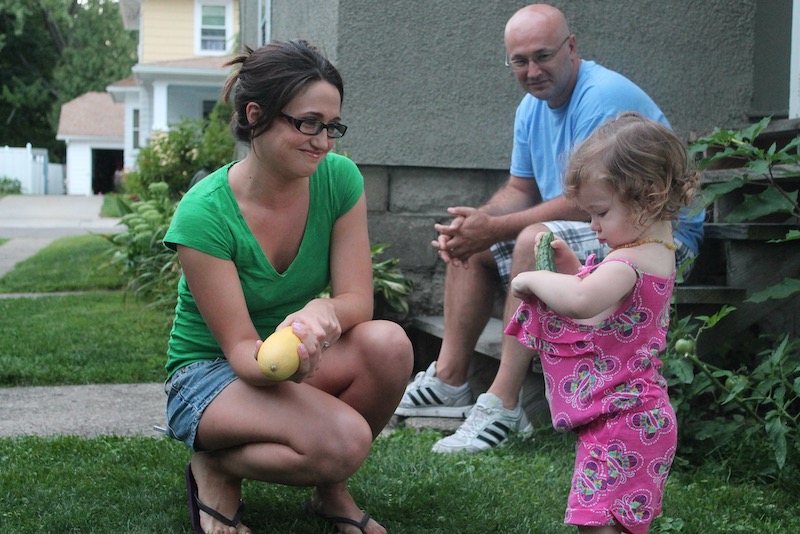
[674,337,695,355]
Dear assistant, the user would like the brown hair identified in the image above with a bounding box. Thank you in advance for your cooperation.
[564,112,700,224]
[222,39,344,143]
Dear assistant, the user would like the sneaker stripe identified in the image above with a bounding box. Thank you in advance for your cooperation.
[476,422,512,446]
[425,389,444,405]
[491,421,511,434]
[477,434,501,446]
[409,388,444,407]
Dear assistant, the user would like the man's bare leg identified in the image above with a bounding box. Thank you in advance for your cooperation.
[487,224,546,409]
[435,248,498,387]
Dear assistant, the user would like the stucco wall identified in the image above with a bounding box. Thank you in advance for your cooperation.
[334,0,755,169]
[564,1,755,143]
[244,0,762,319]
[270,0,340,62]
[250,1,757,167]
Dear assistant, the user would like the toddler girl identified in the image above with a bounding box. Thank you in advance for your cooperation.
[505,112,700,534]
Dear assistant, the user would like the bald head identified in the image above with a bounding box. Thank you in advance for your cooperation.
[505,4,570,45]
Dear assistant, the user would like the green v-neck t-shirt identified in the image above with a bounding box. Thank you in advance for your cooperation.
[163,153,363,378]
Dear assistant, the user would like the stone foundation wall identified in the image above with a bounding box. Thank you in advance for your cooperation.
[362,164,507,320]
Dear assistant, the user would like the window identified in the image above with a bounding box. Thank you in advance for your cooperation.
[258,0,270,46]
[132,109,140,150]
[201,5,226,51]
[195,0,233,55]
[202,100,216,120]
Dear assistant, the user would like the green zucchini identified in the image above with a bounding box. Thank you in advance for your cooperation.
[536,231,556,271]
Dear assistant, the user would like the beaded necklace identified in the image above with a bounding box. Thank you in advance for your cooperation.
[613,239,677,251]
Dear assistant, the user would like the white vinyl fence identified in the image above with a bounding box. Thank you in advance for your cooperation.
[0,144,64,195]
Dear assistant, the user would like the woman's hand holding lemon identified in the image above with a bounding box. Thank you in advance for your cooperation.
[257,326,303,380]
[258,299,341,382]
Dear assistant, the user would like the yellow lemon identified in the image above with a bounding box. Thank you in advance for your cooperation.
[257,326,302,381]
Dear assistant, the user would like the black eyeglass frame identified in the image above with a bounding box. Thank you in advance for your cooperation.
[278,112,348,139]
[505,35,571,70]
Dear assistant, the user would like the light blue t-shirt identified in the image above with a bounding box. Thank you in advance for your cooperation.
[510,60,703,253]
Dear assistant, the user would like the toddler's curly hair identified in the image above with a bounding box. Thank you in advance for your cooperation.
[564,112,700,225]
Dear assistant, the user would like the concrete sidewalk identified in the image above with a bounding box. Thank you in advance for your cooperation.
[0,383,167,439]
[0,194,166,439]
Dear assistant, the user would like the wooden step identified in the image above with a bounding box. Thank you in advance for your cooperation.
[412,316,504,359]
[701,163,800,184]
[703,222,799,241]
[674,285,746,305]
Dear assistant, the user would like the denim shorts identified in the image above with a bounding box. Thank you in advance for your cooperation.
[164,358,238,451]
[490,220,694,287]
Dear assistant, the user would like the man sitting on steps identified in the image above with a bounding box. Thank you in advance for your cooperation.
[394,3,704,453]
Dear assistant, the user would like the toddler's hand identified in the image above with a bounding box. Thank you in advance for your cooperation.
[535,232,581,275]
[510,272,535,301]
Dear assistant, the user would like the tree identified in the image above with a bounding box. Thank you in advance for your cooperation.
[0,0,137,162]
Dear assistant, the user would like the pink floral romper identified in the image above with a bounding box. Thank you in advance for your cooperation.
[505,256,677,534]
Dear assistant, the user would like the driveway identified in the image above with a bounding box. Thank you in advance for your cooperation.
[0,194,121,238]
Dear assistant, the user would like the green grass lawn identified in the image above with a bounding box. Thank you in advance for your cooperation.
[0,233,123,293]
[1,429,798,533]
[100,192,125,218]
[1,235,798,533]
[0,291,170,386]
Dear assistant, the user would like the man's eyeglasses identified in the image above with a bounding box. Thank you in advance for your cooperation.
[505,35,571,71]
[279,112,348,139]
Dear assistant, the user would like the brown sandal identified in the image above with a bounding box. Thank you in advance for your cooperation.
[186,464,244,534]
[304,500,371,533]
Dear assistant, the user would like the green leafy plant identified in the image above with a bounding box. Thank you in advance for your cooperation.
[124,101,235,199]
[0,176,22,195]
[664,306,800,482]
[315,243,413,318]
[689,117,800,206]
[107,182,180,309]
[369,243,414,317]
[663,306,800,486]
[663,122,800,485]
[688,117,800,303]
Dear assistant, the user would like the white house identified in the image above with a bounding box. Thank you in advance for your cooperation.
[55,92,124,196]
[109,0,238,171]
[56,0,239,193]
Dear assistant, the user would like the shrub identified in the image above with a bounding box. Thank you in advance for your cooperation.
[107,182,180,309]
[0,176,22,195]
[317,243,414,319]
[660,120,800,488]
[124,100,235,199]
[663,309,799,489]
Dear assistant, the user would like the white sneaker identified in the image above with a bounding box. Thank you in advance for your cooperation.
[394,362,474,418]
[431,393,532,453]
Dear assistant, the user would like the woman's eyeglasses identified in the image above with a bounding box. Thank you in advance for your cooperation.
[279,112,347,138]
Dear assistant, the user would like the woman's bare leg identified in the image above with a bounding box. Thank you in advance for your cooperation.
[191,319,412,534]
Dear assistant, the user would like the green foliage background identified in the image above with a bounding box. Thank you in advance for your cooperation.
[0,0,137,162]
[124,101,236,199]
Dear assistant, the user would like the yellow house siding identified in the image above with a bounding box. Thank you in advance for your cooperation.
[140,0,239,64]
